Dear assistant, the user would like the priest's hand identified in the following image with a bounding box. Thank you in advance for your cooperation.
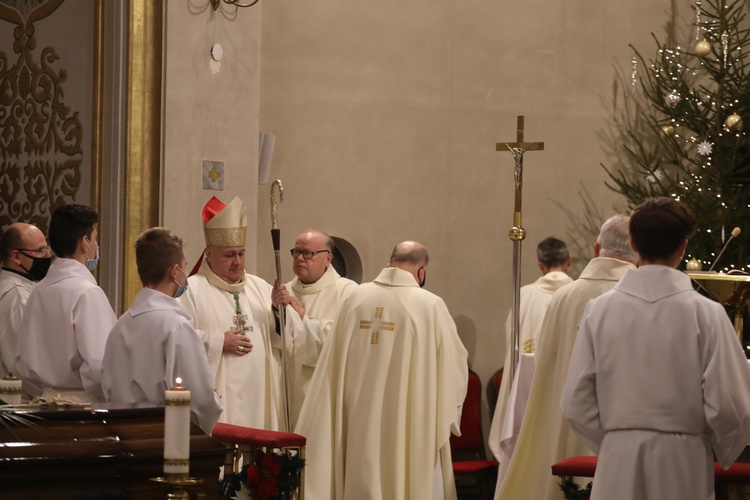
[272,280,292,309]
[223,328,253,355]
[289,296,306,319]
[272,280,306,319]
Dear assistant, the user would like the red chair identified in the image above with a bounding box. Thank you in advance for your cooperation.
[485,368,503,421]
[451,369,500,499]
[212,423,307,500]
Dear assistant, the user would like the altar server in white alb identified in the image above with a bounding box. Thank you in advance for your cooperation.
[15,204,116,403]
[562,197,750,500]
[296,241,468,500]
[495,214,637,500]
[0,223,52,382]
[179,196,283,429]
[102,228,223,434]
[488,236,572,476]
[272,229,357,428]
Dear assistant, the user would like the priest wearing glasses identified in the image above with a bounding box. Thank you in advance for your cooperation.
[272,229,357,428]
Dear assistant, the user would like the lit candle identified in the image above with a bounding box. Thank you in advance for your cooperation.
[0,373,22,406]
[164,377,191,477]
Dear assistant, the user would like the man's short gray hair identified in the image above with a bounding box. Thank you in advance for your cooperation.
[597,214,638,263]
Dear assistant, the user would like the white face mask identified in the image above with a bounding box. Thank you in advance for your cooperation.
[173,266,189,298]
[85,247,99,272]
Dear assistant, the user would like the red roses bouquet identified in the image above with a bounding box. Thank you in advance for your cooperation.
[220,448,305,500]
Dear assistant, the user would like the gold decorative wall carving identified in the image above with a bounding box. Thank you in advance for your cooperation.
[0,0,86,234]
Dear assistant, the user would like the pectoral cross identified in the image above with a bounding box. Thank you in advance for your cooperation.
[359,307,395,345]
[230,292,252,334]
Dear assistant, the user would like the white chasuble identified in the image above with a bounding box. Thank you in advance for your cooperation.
[495,257,634,500]
[284,265,357,428]
[489,271,572,482]
[179,260,282,430]
[562,266,750,500]
[295,267,468,500]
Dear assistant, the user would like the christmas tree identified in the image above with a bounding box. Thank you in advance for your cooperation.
[603,0,750,272]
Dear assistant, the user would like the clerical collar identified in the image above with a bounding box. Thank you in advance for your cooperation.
[198,259,246,292]
[1,267,33,281]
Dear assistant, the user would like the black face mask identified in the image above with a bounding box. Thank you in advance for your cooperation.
[19,252,52,282]
[418,267,426,288]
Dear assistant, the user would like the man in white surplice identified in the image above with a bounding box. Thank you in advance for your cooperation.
[295,241,468,500]
[562,197,750,500]
[0,223,51,387]
[488,236,572,479]
[102,228,223,434]
[179,196,283,430]
[272,229,357,429]
[16,204,116,403]
[495,214,637,500]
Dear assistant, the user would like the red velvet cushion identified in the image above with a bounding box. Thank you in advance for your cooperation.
[552,456,750,484]
[550,456,597,477]
[452,459,499,473]
[715,462,750,484]
[212,422,306,448]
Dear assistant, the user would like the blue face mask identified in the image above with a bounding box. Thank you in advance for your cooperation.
[86,248,100,272]
[173,266,189,298]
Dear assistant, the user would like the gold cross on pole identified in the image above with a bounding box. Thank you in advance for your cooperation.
[495,115,544,387]
[359,306,395,345]
[496,115,544,229]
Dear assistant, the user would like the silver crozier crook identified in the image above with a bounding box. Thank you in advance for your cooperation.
[270,179,291,432]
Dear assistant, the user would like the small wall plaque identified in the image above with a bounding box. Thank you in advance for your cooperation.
[202,160,224,190]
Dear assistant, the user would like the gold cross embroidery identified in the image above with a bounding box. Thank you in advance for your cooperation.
[359,307,395,345]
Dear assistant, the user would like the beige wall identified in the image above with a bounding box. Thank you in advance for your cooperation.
[253,0,688,435]
[162,2,262,273]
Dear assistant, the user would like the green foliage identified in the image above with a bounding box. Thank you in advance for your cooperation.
[603,0,750,271]
[559,476,593,500]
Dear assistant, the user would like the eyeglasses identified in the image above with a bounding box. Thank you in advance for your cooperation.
[16,247,50,256]
[290,249,331,260]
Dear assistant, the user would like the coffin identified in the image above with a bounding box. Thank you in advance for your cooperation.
[0,404,225,499]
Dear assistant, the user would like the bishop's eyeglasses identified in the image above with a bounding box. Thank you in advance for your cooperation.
[290,249,331,260]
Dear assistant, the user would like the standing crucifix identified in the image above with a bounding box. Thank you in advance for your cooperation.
[495,115,544,386]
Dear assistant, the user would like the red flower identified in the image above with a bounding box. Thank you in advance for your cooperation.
[257,476,279,498]
[262,454,282,476]
[246,464,263,484]
[245,450,284,500]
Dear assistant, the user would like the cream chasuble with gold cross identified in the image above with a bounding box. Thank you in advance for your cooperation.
[488,271,572,476]
[179,259,283,430]
[295,267,468,500]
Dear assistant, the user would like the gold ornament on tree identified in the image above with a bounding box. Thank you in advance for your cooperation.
[725,113,743,131]
[661,124,675,136]
[695,39,711,56]
[694,1,710,56]
[686,257,703,271]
